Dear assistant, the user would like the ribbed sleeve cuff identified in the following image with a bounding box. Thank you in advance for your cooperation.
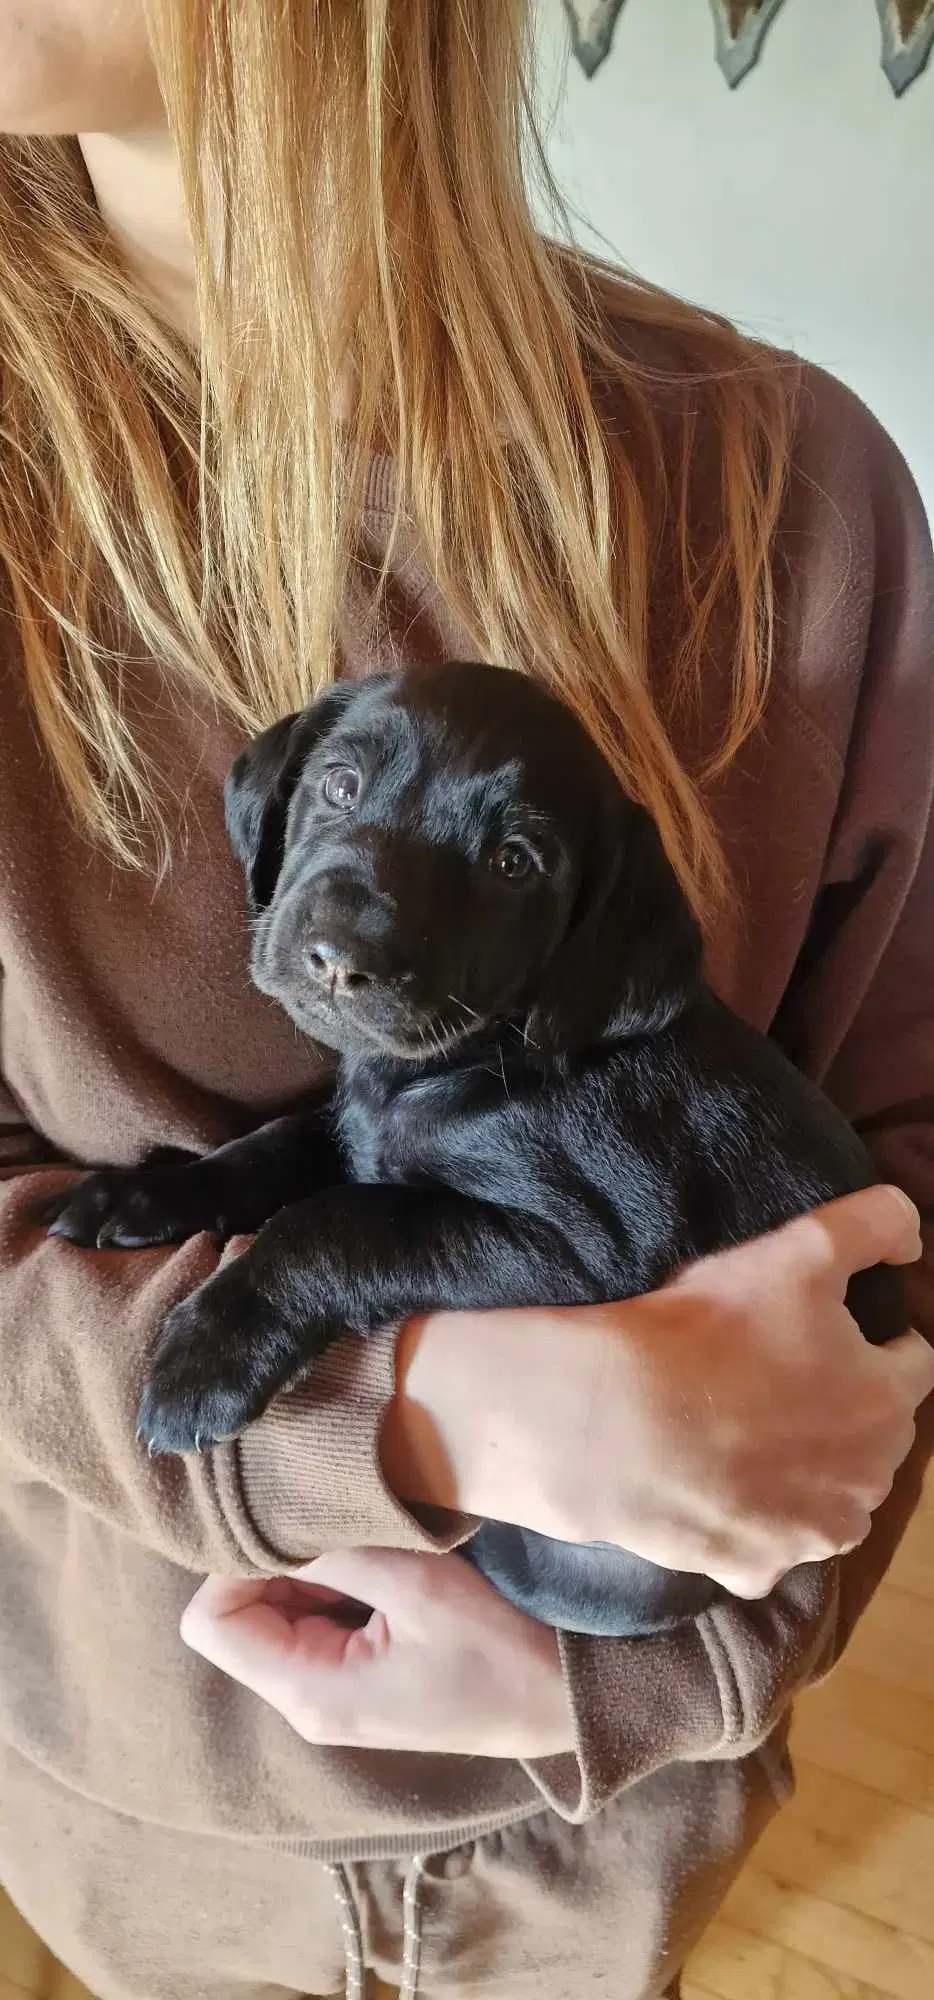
[524,1559,839,1824]
[232,1324,476,1566]
[523,1619,729,1822]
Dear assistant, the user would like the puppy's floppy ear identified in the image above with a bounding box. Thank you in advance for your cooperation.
[224,683,357,911]
[529,801,703,1053]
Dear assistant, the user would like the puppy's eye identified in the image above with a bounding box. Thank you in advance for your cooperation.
[322,766,361,811]
[490,838,537,882]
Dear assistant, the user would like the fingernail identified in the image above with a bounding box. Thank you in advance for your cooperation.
[886,1186,921,1230]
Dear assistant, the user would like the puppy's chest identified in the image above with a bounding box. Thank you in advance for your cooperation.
[337,1064,501,1189]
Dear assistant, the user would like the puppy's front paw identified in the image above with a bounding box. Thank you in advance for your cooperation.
[45,1170,177,1249]
[46,1165,227,1250]
[137,1268,302,1455]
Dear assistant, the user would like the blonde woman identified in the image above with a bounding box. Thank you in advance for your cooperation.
[0,6,932,1999]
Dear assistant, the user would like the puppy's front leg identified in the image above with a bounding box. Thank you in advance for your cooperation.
[138,1184,589,1453]
[45,1104,344,1249]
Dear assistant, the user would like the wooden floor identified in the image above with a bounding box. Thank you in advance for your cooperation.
[683,1467,934,2000]
[1,1470,931,2000]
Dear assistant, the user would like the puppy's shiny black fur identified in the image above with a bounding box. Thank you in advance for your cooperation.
[47,662,907,1636]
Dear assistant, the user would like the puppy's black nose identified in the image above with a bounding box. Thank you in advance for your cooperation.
[304,938,375,992]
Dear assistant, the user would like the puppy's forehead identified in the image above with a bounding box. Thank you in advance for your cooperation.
[324,680,540,785]
[407,671,584,778]
[309,666,605,831]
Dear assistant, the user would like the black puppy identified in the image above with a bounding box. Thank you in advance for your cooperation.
[47,661,907,1637]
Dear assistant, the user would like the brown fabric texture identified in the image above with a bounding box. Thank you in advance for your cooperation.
[0,347,932,1994]
[0,1738,764,1999]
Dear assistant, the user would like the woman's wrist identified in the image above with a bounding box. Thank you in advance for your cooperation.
[379,1314,465,1515]
[380,1310,498,1518]
[380,1303,629,1536]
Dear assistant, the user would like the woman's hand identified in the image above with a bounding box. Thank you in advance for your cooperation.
[382,1185,933,1599]
[180,1548,572,1758]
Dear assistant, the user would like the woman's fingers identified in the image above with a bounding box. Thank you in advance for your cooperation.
[181,1572,351,1628]
[182,1552,484,1702]
[881,1328,934,1406]
[794,1184,922,1283]
[182,1581,298,1684]
[181,1576,354,1700]
[295,1545,467,1617]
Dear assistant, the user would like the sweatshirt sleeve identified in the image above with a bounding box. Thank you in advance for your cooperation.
[525,384,934,1823]
[770,391,934,1656]
[0,1144,468,1574]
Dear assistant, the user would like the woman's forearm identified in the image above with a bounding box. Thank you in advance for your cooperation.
[379,1191,932,1597]
[380,1304,619,1529]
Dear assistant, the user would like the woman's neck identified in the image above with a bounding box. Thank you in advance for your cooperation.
[79,130,197,341]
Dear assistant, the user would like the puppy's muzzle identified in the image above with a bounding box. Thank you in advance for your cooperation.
[299,865,415,1000]
[304,933,399,996]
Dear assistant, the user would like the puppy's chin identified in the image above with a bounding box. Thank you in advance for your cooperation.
[296,1006,455,1062]
[250,965,479,1064]
[295,1005,476,1064]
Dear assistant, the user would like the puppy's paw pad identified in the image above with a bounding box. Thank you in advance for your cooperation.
[136,1372,254,1455]
[47,1169,220,1250]
[45,1172,146,1249]
[137,1281,294,1456]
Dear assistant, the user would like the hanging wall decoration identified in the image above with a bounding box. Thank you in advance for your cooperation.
[710,1,788,88]
[563,0,934,95]
[876,0,934,94]
[562,1,627,79]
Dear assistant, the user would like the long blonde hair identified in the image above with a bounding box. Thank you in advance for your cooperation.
[0,1,795,905]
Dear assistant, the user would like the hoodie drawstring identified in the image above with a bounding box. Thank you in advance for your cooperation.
[323,1862,366,2000]
[399,1853,427,2000]
[325,1853,428,2000]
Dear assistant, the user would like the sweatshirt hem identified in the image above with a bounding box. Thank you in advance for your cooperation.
[257,1798,546,1863]
[0,1734,545,1864]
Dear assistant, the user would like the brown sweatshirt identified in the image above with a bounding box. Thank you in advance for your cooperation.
[0,353,932,1868]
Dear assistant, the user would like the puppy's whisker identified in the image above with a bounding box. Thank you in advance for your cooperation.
[521,1014,540,1051]
[416,1017,443,1062]
[436,1016,459,1057]
[417,1011,466,1062]
[446,995,482,1042]
[447,993,481,1024]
